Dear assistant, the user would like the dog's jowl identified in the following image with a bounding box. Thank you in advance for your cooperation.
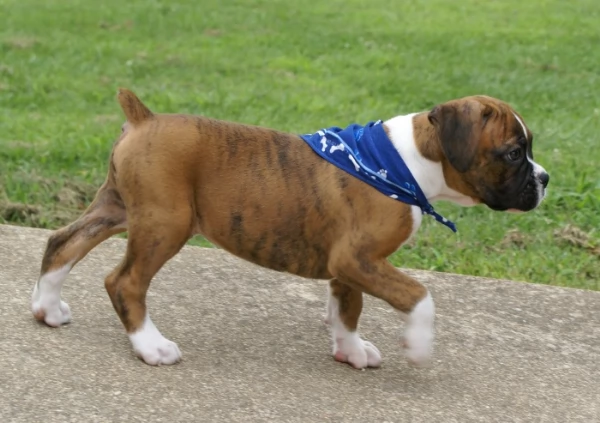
[31,89,549,369]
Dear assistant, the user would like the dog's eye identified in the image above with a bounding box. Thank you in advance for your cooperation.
[506,148,523,162]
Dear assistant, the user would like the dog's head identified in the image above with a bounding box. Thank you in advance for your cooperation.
[427,95,549,212]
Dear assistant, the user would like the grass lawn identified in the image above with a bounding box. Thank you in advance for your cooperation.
[1,0,598,290]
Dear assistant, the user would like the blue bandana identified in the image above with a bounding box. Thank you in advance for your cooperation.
[299,120,457,232]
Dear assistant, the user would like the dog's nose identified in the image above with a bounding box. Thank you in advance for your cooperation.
[540,172,550,188]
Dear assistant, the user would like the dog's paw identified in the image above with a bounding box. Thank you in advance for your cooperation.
[401,329,433,368]
[31,284,72,327]
[133,337,182,366]
[401,292,435,367]
[129,315,182,366]
[333,334,382,369]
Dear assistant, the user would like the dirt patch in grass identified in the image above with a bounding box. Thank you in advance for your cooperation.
[0,200,80,228]
[0,180,98,229]
[53,182,97,209]
[500,228,530,248]
[98,20,134,31]
[3,36,38,49]
[0,202,40,222]
[554,224,600,258]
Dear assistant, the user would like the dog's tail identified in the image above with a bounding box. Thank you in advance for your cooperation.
[116,88,154,126]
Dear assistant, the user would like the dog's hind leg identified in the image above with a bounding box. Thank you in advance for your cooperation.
[31,181,127,327]
[103,205,192,366]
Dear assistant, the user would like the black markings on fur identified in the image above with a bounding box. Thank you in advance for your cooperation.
[40,185,126,273]
[312,242,329,277]
[334,270,359,291]
[116,291,130,324]
[250,232,268,262]
[146,239,161,267]
[338,287,352,315]
[297,162,325,216]
[230,212,244,252]
[343,194,353,207]
[225,127,242,159]
[356,245,376,275]
[119,251,136,277]
[309,180,325,216]
[268,240,289,271]
[338,174,349,189]
[271,133,290,169]
[83,217,119,239]
[41,227,77,272]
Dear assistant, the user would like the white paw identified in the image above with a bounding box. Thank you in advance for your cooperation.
[333,333,382,369]
[129,313,182,366]
[32,298,72,327]
[401,292,435,367]
[31,281,72,327]
[133,337,182,366]
[402,327,433,367]
[31,264,73,327]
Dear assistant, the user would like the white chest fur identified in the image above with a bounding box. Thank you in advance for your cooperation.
[384,114,476,207]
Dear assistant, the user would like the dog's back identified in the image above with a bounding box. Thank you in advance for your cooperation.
[112,89,411,278]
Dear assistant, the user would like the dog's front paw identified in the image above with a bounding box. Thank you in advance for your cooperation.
[333,333,382,369]
[133,337,182,366]
[401,328,433,368]
[401,292,435,367]
[31,284,72,327]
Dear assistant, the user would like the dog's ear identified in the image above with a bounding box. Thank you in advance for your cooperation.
[428,100,493,172]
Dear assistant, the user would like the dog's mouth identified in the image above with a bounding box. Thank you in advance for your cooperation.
[516,176,548,211]
[483,176,547,213]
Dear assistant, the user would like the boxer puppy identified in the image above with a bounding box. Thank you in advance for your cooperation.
[31,89,549,369]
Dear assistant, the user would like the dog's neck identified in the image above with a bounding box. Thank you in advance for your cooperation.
[384,113,476,207]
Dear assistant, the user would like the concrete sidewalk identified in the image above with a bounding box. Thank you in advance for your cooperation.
[0,223,598,422]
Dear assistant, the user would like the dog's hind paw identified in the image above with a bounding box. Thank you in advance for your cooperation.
[31,282,72,327]
[129,314,182,366]
[31,265,73,327]
[32,300,72,327]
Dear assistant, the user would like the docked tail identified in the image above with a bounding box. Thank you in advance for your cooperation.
[116,88,154,125]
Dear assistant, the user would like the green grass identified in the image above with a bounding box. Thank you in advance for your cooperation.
[1,0,598,290]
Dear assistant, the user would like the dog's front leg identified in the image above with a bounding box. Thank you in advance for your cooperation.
[325,279,382,369]
[330,256,435,367]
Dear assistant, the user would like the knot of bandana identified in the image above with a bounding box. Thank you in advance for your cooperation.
[300,120,457,233]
